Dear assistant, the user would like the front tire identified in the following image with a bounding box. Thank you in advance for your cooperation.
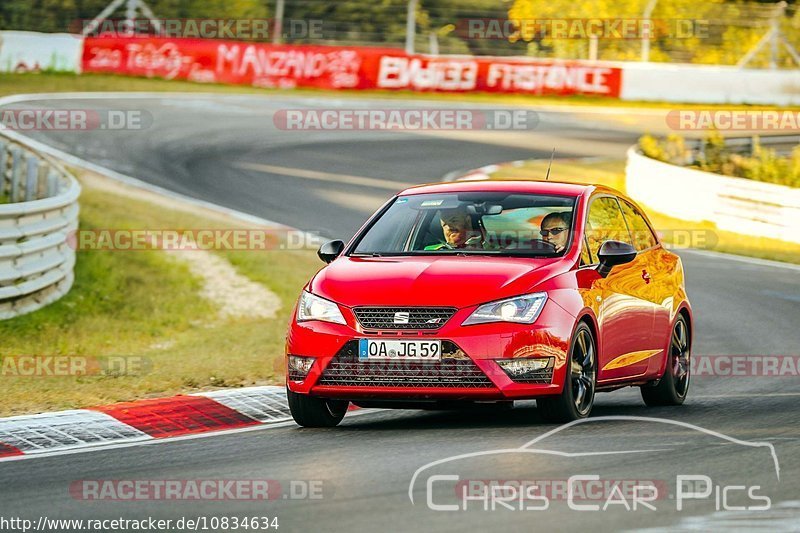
[641,315,691,406]
[287,387,348,427]
[538,323,597,423]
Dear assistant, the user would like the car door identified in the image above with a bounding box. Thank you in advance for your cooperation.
[584,196,657,381]
[618,198,677,374]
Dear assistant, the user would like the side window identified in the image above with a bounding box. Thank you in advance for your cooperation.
[585,196,633,260]
[580,235,593,266]
[619,199,658,251]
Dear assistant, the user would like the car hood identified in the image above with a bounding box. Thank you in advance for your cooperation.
[309,255,568,309]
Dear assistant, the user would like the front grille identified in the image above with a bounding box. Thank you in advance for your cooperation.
[353,307,456,330]
[287,368,306,381]
[506,369,554,384]
[317,341,494,388]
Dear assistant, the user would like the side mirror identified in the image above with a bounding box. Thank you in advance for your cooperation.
[597,240,637,277]
[317,240,345,264]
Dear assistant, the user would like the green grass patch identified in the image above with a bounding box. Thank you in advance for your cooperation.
[1,72,797,111]
[0,171,321,416]
[486,158,800,265]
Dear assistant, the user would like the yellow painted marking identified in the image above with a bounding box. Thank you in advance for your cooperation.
[602,350,662,371]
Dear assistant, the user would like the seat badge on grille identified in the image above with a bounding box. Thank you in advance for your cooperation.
[393,311,410,324]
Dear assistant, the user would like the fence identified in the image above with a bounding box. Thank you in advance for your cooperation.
[625,146,800,245]
[687,135,800,158]
[5,0,800,67]
[0,133,81,319]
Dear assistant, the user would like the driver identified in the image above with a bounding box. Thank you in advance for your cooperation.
[424,206,483,250]
[540,212,572,253]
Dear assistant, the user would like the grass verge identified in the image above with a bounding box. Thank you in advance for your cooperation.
[0,169,321,416]
[1,72,798,111]
[486,158,800,265]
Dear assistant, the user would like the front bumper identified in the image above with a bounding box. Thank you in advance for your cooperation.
[285,300,575,401]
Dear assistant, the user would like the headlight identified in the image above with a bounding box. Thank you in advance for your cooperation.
[297,291,346,325]
[462,293,548,325]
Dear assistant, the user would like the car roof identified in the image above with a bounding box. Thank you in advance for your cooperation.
[399,179,621,198]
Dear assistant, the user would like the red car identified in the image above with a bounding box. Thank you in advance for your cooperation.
[285,181,692,427]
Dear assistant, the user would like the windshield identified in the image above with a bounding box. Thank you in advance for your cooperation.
[351,192,577,257]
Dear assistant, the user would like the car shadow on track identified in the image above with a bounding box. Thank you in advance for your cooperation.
[334,400,701,431]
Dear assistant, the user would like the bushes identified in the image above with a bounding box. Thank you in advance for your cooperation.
[638,133,800,188]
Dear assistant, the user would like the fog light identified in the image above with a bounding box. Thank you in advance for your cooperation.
[288,355,315,377]
[496,358,552,379]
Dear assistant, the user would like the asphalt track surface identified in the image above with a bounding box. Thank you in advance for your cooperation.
[1,94,799,532]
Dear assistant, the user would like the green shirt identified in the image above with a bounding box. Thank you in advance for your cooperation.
[424,236,483,251]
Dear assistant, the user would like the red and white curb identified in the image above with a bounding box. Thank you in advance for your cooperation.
[0,386,358,461]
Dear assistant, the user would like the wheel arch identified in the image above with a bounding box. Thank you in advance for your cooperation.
[654,303,693,378]
[574,309,600,356]
[677,305,693,350]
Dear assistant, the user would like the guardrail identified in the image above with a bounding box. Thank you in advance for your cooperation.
[687,135,800,159]
[626,146,800,245]
[0,133,80,319]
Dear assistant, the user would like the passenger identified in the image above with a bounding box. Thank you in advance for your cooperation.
[540,212,572,253]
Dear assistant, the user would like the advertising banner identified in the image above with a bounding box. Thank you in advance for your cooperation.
[82,37,622,97]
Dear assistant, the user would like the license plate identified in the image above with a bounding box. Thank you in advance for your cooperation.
[358,339,441,361]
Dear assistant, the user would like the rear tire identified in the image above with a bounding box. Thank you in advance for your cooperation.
[287,387,348,427]
[641,315,691,407]
[538,323,597,423]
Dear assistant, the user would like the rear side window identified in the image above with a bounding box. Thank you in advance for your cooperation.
[585,196,633,260]
[580,235,593,266]
[619,199,658,251]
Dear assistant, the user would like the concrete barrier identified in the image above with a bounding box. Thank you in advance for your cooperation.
[625,146,800,244]
[0,31,83,73]
[619,62,800,106]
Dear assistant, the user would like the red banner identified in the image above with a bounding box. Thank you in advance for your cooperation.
[83,37,622,97]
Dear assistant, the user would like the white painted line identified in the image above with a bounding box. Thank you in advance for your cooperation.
[0,91,677,118]
[693,392,800,398]
[234,161,417,191]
